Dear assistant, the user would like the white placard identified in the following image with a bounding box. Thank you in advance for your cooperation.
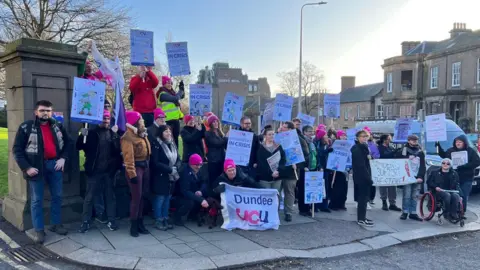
[225,130,254,166]
[451,151,468,169]
[189,84,212,116]
[370,159,418,186]
[426,113,447,142]
[71,77,106,124]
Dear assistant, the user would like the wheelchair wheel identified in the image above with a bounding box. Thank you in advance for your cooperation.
[419,192,435,221]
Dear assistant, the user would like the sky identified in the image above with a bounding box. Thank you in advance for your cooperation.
[125,0,480,95]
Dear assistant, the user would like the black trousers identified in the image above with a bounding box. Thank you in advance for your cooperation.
[173,197,201,220]
[370,186,376,201]
[166,120,180,147]
[356,182,371,221]
[329,172,348,209]
[82,172,116,222]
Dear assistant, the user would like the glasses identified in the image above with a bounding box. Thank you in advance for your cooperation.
[360,135,369,138]
[38,109,52,113]
[243,122,252,125]
[442,162,451,165]
[104,105,111,108]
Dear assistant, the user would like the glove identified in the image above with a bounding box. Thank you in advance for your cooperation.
[179,81,185,92]
[327,148,334,153]
[456,165,466,170]
[130,177,138,184]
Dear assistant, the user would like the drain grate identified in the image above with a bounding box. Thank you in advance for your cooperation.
[6,245,56,264]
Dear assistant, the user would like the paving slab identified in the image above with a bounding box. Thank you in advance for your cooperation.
[26,229,66,246]
[210,238,264,254]
[309,242,372,258]
[161,237,185,245]
[45,238,84,257]
[104,243,180,259]
[167,243,194,255]
[184,222,224,233]
[68,229,114,251]
[149,229,176,241]
[135,257,216,270]
[390,227,460,242]
[199,231,245,242]
[210,248,284,268]
[165,225,197,236]
[186,241,212,249]
[180,251,204,258]
[66,247,139,269]
[193,243,227,256]
[100,226,160,249]
[278,212,316,225]
[360,235,401,249]
[176,234,204,243]
[275,248,316,258]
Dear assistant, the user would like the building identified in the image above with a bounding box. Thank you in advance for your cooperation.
[338,76,383,129]
[382,23,480,131]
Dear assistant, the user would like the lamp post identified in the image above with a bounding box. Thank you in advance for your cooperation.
[298,1,327,114]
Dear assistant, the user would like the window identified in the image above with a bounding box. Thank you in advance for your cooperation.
[401,70,413,91]
[477,58,480,84]
[376,105,384,118]
[344,108,349,120]
[356,105,360,118]
[430,102,441,114]
[399,105,414,117]
[384,105,392,118]
[430,66,438,89]
[386,73,393,93]
[452,62,461,87]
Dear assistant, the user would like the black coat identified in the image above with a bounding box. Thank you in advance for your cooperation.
[427,168,462,196]
[205,130,227,163]
[180,125,206,163]
[76,126,122,176]
[211,169,262,199]
[396,143,426,180]
[150,138,181,195]
[176,165,208,204]
[239,127,259,167]
[256,143,287,182]
[377,144,398,159]
[438,135,480,183]
[296,129,310,169]
[351,141,372,185]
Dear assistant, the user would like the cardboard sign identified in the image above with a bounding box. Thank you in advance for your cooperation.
[305,171,325,204]
[221,92,245,126]
[166,42,191,76]
[225,130,254,166]
[273,94,293,122]
[370,159,418,186]
[189,84,212,116]
[323,94,340,118]
[71,77,106,124]
[130,29,154,66]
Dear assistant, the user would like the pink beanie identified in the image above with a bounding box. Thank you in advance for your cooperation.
[363,126,371,133]
[162,76,172,86]
[125,111,141,126]
[103,110,111,118]
[207,115,219,127]
[189,154,203,165]
[224,159,236,172]
[154,108,165,119]
[317,124,326,131]
[337,130,346,138]
[316,129,327,140]
[184,115,194,124]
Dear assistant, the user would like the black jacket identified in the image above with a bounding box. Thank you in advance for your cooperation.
[396,143,426,180]
[150,139,181,195]
[314,139,333,170]
[256,143,287,182]
[147,123,160,141]
[378,144,398,159]
[180,125,206,163]
[427,168,462,196]
[76,126,121,176]
[351,141,372,185]
[438,135,480,183]
[239,127,258,167]
[296,129,310,169]
[13,118,71,180]
[204,130,227,163]
[177,165,208,204]
[211,168,262,199]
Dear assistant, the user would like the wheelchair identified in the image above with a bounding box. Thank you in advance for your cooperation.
[419,190,465,227]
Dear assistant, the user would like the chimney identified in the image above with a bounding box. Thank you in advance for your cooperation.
[401,41,421,55]
[341,76,355,92]
[450,22,472,39]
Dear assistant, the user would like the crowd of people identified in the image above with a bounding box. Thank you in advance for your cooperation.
[11,65,480,244]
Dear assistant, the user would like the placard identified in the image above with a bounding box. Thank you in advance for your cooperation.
[451,151,468,169]
[370,159,417,186]
[261,102,274,129]
[305,171,325,204]
[266,151,281,172]
[273,94,293,122]
[393,118,413,142]
[166,42,191,76]
[71,77,106,124]
[189,84,212,116]
[323,94,340,118]
[327,140,353,172]
[221,92,245,126]
[274,130,305,166]
[297,113,315,128]
[426,113,447,142]
[225,130,254,166]
[130,29,154,66]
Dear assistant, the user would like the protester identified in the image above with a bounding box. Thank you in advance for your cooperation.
[13,100,71,243]
[427,158,463,221]
[121,111,151,237]
[205,115,227,189]
[174,154,209,226]
[364,126,379,206]
[150,125,181,230]
[77,110,121,233]
[180,115,206,164]
[279,121,300,222]
[396,134,425,221]
[258,124,272,143]
[211,159,262,199]
[329,130,349,211]
[81,60,104,81]
[298,125,318,215]
[292,118,302,130]
[377,134,401,211]
[156,76,185,146]
[128,66,159,127]
[327,128,337,140]
[437,135,480,212]
[351,130,374,227]
[314,129,333,212]
[256,127,285,195]
[147,108,166,138]
[293,118,310,208]
[238,116,259,178]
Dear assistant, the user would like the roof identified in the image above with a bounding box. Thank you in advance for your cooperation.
[340,82,383,103]
[406,30,480,56]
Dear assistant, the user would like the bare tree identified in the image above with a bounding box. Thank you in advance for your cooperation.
[277,62,325,115]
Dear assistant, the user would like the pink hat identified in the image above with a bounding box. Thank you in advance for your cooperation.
[316,129,327,140]
[125,111,141,126]
[317,124,326,131]
[162,76,172,86]
[205,112,214,117]
[184,115,194,124]
[189,154,203,165]
[103,110,111,119]
[363,126,371,133]
[154,108,165,119]
[224,159,236,172]
[337,130,346,138]
[207,115,219,126]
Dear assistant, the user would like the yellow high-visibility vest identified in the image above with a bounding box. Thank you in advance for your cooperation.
[158,92,184,121]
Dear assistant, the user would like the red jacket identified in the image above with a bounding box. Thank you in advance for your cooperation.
[129,71,159,113]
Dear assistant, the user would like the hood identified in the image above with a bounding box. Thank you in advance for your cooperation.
[453,134,468,150]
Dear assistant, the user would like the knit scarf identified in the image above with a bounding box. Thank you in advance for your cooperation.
[158,138,179,181]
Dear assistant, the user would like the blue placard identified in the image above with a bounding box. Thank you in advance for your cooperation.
[130,29,154,66]
[166,42,191,76]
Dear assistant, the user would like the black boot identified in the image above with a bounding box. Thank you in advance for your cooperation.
[137,218,149,234]
[130,220,139,237]
[382,200,388,211]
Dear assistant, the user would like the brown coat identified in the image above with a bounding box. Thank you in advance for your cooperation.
[121,128,151,179]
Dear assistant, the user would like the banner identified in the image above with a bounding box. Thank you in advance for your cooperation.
[221,184,280,231]
[370,159,417,186]
[71,77,106,124]
[426,113,447,142]
[189,84,212,116]
[451,151,468,169]
[273,94,293,122]
[261,102,274,129]
[130,29,154,66]
[393,118,413,142]
[225,130,254,166]
[305,171,324,204]
[221,92,245,126]
[274,130,305,166]
[267,151,281,172]
[327,140,353,172]
[297,113,315,129]
[323,94,340,118]
[166,42,191,76]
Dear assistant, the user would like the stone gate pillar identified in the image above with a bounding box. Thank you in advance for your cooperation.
[0,38,85,230]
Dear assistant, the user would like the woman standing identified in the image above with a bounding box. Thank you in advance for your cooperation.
[129,67,159,127]
[351,130,374,227]
[297,125,318,215]
[204,115,227,190]
[314,129,333,212]
[121,111,151,237]
[150,125,181,230]
[329,130,349,211]
[377,134,401,211]
[364,127,379,206]
[180,115,206,164]
[156,76,185,146]
[256,127,285,193]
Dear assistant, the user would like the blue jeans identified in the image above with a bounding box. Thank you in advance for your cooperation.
[460,180,473,212]
[29,160,63,231]
[154,195,171,220]
[402,183,420,214]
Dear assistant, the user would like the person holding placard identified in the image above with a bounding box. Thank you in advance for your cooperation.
[364,127,379,207]
[238,116,259,178]
[156,76,185,146]
[205,115,228,189]
[256,127,285,195]
[436,135,480,212]
[298,125,319,215]
[279,121,300,222]
[377,134,402,212]
[180,115,206,165]
[211,159,262,199]
[129,66,159,127]
[328,130,350,211]
[314,129,334,213]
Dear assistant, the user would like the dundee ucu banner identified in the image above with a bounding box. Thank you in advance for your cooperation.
[220,184,280,231]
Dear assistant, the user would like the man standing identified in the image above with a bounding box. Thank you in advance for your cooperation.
[129,66,159,127]
[279,121,299,222]
[238,116,258,178]
[77,110,122,233]
[13,100,71,243]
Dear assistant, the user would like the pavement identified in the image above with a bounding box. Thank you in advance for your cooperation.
[21,184,480,270]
